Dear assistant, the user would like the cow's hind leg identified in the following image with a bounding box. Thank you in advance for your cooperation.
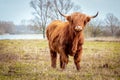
[74,47,82,71]
[50,50,57,68]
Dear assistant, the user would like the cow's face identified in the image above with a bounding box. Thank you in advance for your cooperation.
[55,6,98,32]
[66,12,91,32]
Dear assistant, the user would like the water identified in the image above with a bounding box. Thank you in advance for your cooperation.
[0,34,44,40]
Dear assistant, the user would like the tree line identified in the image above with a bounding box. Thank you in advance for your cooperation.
[85,13,120,37]
[0,21,15,34]
[30,0,120,38]
[0,21,41,34]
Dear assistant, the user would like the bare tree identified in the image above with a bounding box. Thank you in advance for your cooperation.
[0,21,15,34]
[48,0,74,20]
[105,13,120,36]
[84,20,102,37]
[30,0,80,38]
[30,0,51,38]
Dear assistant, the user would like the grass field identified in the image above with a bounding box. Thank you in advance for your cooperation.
[0,40,120,80]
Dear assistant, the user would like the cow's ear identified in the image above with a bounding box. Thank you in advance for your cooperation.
[86,17,91,22]
[66,16,73,22]
[84,17,91,25]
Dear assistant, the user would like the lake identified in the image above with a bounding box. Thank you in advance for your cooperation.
[0,34,44,40]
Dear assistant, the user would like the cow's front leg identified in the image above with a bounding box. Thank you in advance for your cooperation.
[74,47,82,71]
[50,50,57,68]
[59,52,69,70]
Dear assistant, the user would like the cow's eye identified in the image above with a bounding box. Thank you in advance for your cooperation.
[84,21,87,25]
[71,20,73,23]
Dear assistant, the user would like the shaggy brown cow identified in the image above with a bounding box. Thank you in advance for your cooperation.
[46,10,98,70]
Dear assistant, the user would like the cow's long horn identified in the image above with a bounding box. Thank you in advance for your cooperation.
[54,0,66,17]
[57,8,66,17]
[91,12,99,18]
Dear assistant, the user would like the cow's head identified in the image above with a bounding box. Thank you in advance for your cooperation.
[57,9,98,32]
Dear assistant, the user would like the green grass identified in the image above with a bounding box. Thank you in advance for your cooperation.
[0,40,120,80]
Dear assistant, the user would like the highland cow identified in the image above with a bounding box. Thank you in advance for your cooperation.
[46,9,98,70]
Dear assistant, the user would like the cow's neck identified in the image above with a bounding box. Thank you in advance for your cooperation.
[67,24,75,40]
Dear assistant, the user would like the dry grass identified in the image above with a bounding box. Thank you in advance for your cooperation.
[0,39,120,80]
[85,37,120,42]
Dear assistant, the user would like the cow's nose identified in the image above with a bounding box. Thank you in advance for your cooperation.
[75,26,82,31]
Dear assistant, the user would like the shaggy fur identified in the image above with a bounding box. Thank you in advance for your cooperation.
[46,12,95,70]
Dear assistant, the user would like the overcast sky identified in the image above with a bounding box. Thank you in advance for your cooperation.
[0,0,120,25]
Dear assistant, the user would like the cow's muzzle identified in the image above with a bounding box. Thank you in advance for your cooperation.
[75,26,82,32]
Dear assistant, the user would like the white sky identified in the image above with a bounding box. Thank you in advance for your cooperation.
[0,0,120,25]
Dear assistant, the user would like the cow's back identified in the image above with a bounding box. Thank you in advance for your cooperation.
[46,20,63,40]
